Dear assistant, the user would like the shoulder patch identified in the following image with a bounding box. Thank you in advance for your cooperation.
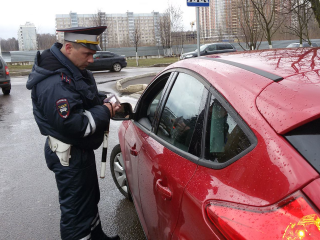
[61,73,72,84]
[56,98,70,119]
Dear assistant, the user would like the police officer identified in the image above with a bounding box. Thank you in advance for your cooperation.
[26,26,120,240]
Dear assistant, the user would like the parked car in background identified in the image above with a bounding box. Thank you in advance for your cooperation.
[286,42,318,48]
[87,51,127,72]
[110,48,320,239]
[0,55,11,95]
[180,42,236,59]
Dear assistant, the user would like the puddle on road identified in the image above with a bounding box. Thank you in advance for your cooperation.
[0,104,4,121]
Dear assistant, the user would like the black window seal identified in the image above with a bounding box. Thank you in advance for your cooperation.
[152,69,210,159]
[132,120,151,136]
[133,71,174,123]
[150,132,200,164]
[200,57,284,82]
[199,86,257,170]
[152,72,178,134]
[132,121,199,164]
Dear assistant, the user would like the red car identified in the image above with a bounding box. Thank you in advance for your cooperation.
[110,48,320,239]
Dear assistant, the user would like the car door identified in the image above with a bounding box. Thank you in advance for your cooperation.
[101,52,115,70]
[88,53,101,70]
[123,72,173,235]
[127,70,209,239]
[172,90,257,239]
[204,44,217,55]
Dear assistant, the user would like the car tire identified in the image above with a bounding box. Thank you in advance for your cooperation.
[2,88,10,95]
[112,63,122,72]
[110,144,132,201]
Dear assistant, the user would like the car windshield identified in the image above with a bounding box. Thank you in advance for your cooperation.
[285,118,320,173]
[200,45,208,51]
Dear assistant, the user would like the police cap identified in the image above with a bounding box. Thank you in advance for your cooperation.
[56,26,107,51]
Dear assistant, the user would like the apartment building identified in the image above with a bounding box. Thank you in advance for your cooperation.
[18,22,38,51]
[56,13,108,50]
[199,0,235,41]
[55,11,161,49]
[199,0,284,41]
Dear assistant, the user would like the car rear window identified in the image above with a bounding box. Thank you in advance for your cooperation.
[205,94,252,163]
[285,118,320,173]
[217,44,234,50]
[0,58,3,68]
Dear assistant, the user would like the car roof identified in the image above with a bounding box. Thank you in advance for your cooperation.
[96,51,114,54]
[204,42,233,45]
[165,48,320,134]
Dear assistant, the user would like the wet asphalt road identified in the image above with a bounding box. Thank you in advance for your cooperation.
[0,68,163,240]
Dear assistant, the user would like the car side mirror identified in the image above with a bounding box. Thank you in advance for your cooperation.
[112,103,133,121]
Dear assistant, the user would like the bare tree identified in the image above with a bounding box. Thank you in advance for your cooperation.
[133,17,142,66]
[91,10,107,50]
[106,16,119,48]
[217,24,224,42]
[0,38,19,51]
[159,11,171,55]
[159,3,183,56]
[37,33,56,50]
[234,0,263,50]
[250,0,284,48]
[179,27,186,57]
[309,0,320,28]
[282,0,314,46]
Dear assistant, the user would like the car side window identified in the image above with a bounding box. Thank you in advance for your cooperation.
[208,45,216,51]
[102,53,114,58]
[147,90,163,125]
[224,44,233,50]
[156,73,206,152]
[136,73,170,130]
[205,94,251,163]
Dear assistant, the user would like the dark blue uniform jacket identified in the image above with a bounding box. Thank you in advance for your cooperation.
[26,42,110,149]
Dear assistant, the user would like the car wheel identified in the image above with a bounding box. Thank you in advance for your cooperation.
[112,63,122,72]
[110,144,132,201]
[2,88,10,95]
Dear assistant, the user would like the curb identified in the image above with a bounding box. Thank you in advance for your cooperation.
[116,72,157,94]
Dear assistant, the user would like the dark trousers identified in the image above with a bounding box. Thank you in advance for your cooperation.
[45,139,105,240]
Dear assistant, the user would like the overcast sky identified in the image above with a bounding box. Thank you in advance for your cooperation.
[0,0,196,39]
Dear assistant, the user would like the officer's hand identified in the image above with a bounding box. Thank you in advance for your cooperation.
[104,102,120,118]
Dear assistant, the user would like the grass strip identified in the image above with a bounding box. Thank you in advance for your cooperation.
[126,57,179,67]
[7,57,180,71]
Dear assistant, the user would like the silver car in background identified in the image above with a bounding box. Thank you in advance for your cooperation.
[180,42,236,60]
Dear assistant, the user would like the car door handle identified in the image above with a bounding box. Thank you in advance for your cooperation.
[156,179,172,200]
[130,144,138,156]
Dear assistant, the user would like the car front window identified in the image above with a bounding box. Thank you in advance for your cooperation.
[147,90,163,124]
[156,73,206,152]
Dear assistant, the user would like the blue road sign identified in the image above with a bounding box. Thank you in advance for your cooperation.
[187,0,209,7]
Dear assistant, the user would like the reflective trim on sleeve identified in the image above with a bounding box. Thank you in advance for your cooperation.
[91,212,99,226]
[91,219,100,231]
[84,123,92,137]
[91,212,100,230]
[79,233,91,240]
[83,110,96,137]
